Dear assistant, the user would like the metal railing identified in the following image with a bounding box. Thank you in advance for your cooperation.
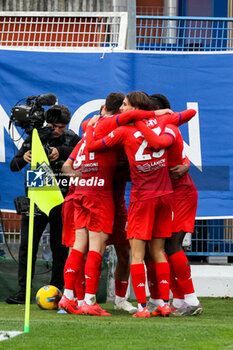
[1,13,233,51]
[186,220,233,256]
[136,16,233,51]
[0,12,127,50]
[0,213,50,259]
[1,214,232,257]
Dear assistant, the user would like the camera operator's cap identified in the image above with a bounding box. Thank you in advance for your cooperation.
[45,104,71,125]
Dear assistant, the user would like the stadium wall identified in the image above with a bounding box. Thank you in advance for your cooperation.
[128,264,233,298]
[1,49,233,220]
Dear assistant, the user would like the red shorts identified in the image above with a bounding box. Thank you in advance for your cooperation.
[73,193,115,234]
[127,194,173,240]
[62,199,76,247]
[172,187,198,233]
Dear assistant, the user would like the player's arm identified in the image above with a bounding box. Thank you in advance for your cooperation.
[161,109,196,126]
[61,142,82,178]
[82,110,156,135]
[85,124,125,152]
[117,109,196,129]
[135,121,175,150]
[169,155,190,179]
[183,155,190,167]
[154,108,173,116]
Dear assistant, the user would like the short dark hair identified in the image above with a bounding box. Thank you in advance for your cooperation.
[99,104,105,115]
[127,91,152,110]
[105,92,125,114]
[45,104,71,125]
[150,94,171,110]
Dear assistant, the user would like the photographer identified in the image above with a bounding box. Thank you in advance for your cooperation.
[6,104,81,304]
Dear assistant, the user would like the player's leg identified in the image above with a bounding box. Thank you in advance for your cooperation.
[169,254,185,310]
[144,245,160,312]
[166,186,202,316]
[130,238,150,318]
[166,232,202,315]
[59,227,88,314]
[112,181,136,312]
[49,204,68,290]
[149,237,171,317]
[80,194,114,316]
[114,243,130,300]
[73,255,86,307]
[127,199,156,317]
[80,229,111,316]
[62,198,85,307]
[149,195,173,317]
[113,243,137,313]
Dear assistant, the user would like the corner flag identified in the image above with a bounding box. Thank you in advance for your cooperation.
[28,128,64,215]
[24,129,64,333]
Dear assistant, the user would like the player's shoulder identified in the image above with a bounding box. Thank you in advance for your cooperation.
[163,124,179,138]
[144,116,159,128]
[111,125,128,134]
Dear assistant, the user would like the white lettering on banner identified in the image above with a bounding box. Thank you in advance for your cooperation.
[183,102,202,171]
[69,99,105,134]
[0,105,24,162]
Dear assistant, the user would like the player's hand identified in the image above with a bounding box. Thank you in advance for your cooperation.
[87,114,100,127]
[23,150,31,163]
[49,147,59,161]
[169,164,189,179]
[74,169,82,178]
[154,108,173,116]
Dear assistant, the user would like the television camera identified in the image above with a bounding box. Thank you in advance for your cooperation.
[10,93,58,134]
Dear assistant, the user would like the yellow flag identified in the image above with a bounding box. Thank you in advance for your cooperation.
[27,129,64,216]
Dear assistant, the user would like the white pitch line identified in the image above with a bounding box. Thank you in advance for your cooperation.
[0,331,23,342]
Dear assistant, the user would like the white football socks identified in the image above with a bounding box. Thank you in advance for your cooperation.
[63,289,74,300]
[184,293,199,306]
[115,296,126,305]
[84,293,96,305]
[172,298,184,308]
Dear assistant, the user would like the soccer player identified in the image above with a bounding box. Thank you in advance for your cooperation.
[61,93,136,313]
[135,94,202,316]
[73,93,183,313]
[59,92,156,315]
[85,91,196,317]
[61,145,86,307]
[98,96,136,313]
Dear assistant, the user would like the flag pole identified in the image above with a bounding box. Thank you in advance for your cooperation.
[24,191,35,333]
[23,128,64,332]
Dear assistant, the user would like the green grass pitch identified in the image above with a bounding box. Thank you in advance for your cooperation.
[0,298,232,350]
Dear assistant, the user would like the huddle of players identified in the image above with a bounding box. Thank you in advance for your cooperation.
[59,91,203,318]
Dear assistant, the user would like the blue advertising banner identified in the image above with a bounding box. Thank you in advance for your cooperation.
[0,49,232,218]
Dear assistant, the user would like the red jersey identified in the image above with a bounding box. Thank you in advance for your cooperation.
[64,140,83,201]
[134,121,197,195]
[81,108,196,188]
[165,124,197,193]
[76,122,117,196]
[86,116,175,202]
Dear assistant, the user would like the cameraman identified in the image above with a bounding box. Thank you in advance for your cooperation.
[6,104,81,304]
